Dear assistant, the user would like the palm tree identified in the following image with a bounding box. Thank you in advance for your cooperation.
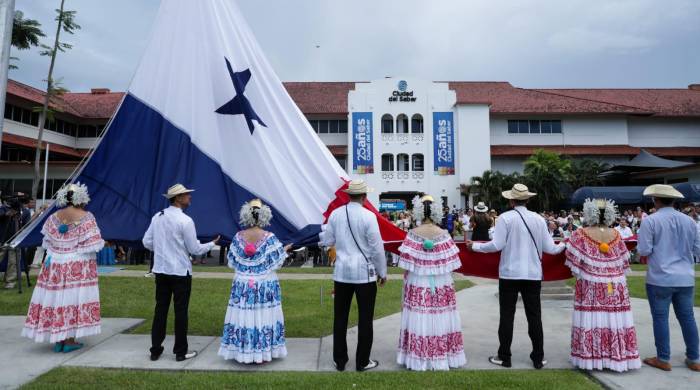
[469,170,502,208]
[523,149,571,211]
[568,158,610,189]
[9,10,45,69]
[31,0,80,201]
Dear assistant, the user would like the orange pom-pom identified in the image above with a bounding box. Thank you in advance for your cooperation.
[599,243,610,253]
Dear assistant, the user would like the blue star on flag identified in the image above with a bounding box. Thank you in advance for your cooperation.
[215,57,266,134]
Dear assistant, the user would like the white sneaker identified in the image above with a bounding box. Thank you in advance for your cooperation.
[176,351,198,361]
[358,359,379,372]
[144,272,154,278]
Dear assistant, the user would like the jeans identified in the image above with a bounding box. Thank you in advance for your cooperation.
[646,284,699,363]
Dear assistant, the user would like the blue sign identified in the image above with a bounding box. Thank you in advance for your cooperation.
[433,112,455,175]
[352,112,374,174]
[380,201,405,211]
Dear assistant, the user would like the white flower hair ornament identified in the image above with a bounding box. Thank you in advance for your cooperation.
[582,198,618,227]
[55,182,91,208]
[239,199,272,228]
[412,194,444,224]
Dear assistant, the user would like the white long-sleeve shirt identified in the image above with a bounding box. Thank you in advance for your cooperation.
[472,206,565,280]
[142,206,215,276]
[319,202,387,283]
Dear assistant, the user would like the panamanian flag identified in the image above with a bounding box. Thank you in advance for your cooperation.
[15,0,405,248]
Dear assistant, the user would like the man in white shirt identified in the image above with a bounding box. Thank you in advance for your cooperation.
[615,219,634,239]
[466,183,565,370]
[142,184,219,362]
[320,180,387,372]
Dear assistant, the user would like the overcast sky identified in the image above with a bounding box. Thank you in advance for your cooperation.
[9,0,700,92]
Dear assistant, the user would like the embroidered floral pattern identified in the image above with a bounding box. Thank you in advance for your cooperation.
[398,330,465,358]
[42,213,104,255]
[573,278,632,312]
[36,259,98,290]
[24,302,101,332]
[228,233,286,275]
[228,279,282,309]
[221,321,285,351]
[571,327,639,362]
[403,284,457,309]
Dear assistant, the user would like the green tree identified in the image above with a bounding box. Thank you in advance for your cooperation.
[31,0,80,201]
[9,10,45,69]
[468,170,503,209]
[568,158,610,189]
[523,149,571,211]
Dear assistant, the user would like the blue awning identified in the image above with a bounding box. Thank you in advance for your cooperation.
[570,183,700,205]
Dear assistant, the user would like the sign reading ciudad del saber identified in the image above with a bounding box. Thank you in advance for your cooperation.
[352,112,374,174]
[388,80,416,102]
[433,112,455,175]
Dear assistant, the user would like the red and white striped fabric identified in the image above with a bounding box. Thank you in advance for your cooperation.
[396,231,466,371]
[21,213,104,343]
[565,229,641,372]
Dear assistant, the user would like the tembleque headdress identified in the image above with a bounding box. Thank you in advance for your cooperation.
[412,194,444,224]
[582,198,617,227]
[239,198,272,228]
[55,182,91,208]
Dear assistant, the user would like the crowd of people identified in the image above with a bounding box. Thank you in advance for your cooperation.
[4,179,699,374]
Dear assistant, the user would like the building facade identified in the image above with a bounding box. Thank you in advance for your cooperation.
[2,78,700,208]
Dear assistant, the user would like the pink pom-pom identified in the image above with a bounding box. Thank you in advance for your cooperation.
[244,243,257,257]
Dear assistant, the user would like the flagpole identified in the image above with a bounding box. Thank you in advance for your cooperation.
[42,142,49,206]
[0,0,15,156]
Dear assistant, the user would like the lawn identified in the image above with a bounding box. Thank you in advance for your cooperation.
[22,367,602,390]
[630,264,700,272]
[121,264,406,274]
[567,276,699,307]
[0,276,472,338]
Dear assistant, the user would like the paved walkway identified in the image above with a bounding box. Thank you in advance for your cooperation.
[2,284,698,389]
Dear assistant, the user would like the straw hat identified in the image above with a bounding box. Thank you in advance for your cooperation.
[502,183,537,200]
[643,184,684,199]
[474,202,488,213]
[248,198,263,208]
[163,183,195,199]
[420,194,434,203]
[343,180,373,195]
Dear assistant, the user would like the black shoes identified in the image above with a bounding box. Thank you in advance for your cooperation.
[488,356,512,368]
[533,359,547,369]
[150,346,164,361]
[176,351,198,362]
[333,361,346,372]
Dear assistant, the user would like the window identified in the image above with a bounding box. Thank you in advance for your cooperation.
[318,120,329,134]
[381,153,394,171]
[507,119,563,134]
[3,104,11,119]
[412,154,424,171]
[396,114,409,134]
[411,114,424,134]
[328,120,339,134]
[507,120,518,134]
[12,105,22,122]
[397,153,410,171]
[339,120,348,133]
[30,112,39,126]
[308,120,319,133]
[381,114,394,133]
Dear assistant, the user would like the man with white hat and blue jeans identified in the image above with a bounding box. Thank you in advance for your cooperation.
[638,184,700,372]
[143,184,219,362]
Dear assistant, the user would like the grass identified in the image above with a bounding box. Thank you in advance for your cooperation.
[22,367,602,390]
[566,277,699,307]
[629,264,700,272]
[0,276,472,338]
[120,264,406,274]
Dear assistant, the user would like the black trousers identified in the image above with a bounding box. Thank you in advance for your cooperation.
[150,273,192,357]
[333,281,377,370]
[497,279,544,364]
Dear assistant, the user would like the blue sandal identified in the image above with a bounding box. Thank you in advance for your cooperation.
[62,343,84,353]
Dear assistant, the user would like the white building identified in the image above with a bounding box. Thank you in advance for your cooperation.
[3,78,700,208]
